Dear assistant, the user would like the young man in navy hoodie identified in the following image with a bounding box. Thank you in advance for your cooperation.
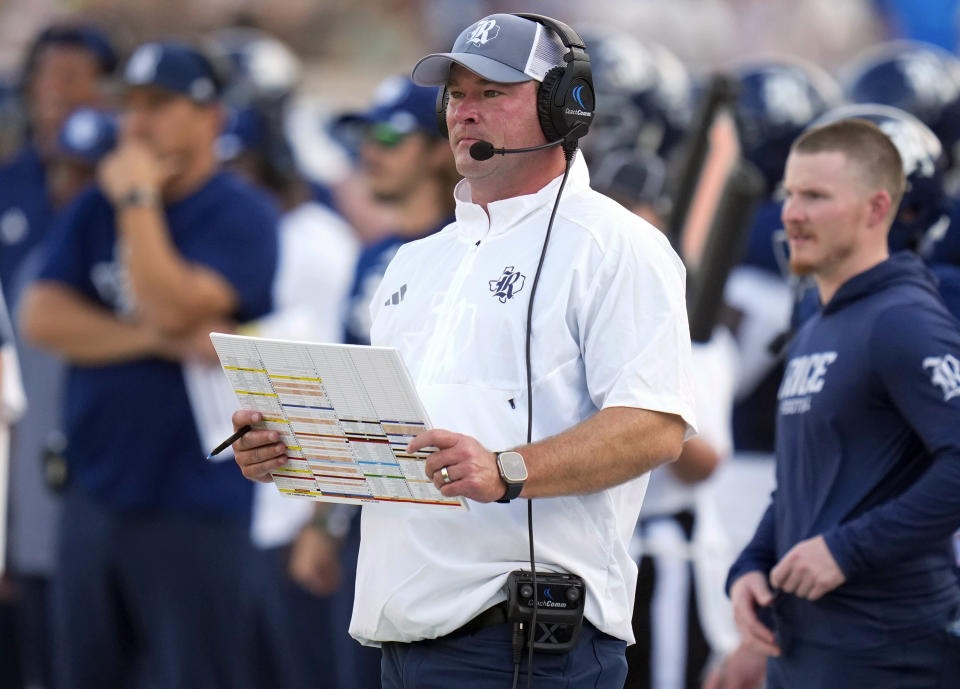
[726,118,960,688]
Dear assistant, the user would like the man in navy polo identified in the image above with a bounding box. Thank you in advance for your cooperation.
[0,23,117,689]
[20,42,278,689]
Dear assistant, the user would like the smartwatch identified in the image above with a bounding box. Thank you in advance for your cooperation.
[495,450,528,503]
[116,187,159,210]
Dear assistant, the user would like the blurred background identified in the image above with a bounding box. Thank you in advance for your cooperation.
[0,2,959,689]
[0,0,934,107]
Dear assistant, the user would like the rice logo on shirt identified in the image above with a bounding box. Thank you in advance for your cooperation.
[0,207,28,245]
[777,351,838,415]
[91,244,136,317]
[489,266,525,303]
[923,353,960,402]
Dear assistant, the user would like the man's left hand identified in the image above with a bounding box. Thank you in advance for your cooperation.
[410,429,506,503]
[769,535,846,600]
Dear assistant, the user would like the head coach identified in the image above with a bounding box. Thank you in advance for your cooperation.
[232,13,697,688]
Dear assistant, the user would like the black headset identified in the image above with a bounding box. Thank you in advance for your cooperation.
[435,13,595,148]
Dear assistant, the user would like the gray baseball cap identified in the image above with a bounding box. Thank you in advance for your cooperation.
[412,14,565,86]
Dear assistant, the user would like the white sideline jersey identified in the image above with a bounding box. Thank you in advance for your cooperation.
[350,153,697,645]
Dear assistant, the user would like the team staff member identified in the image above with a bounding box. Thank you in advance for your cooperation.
[20,42,278,689]
[233,14,696,687]
[0,23,117,285]
[341,75,457,346]
[0,23,118,689]
[727,119,960,688]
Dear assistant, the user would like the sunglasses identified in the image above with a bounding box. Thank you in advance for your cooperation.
[366,122,411,148]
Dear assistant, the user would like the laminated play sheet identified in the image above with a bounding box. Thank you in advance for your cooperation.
[211,333,467,510]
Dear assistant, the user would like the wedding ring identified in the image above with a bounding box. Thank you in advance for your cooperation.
[440,466,452,484]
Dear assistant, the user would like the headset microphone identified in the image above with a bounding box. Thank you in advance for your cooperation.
[469,138,565,161]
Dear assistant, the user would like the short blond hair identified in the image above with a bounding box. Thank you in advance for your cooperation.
[791,119,906,210]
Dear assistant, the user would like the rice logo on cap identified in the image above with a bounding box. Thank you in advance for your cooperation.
[126,44,161,84]
[466,19,500,46]
[190,77,215,103]
[64,111,100,151]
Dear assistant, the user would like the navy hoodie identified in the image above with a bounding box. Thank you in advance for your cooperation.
[728,252,960,650]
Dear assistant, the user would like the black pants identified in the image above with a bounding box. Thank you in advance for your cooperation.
[0,592,22,689]
[625,511,711,689]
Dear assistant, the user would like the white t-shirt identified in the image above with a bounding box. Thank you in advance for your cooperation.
[349,153,697,645]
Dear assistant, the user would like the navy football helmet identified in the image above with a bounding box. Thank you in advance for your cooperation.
[731,56,843,196]
[591,149,669,217]
[205,27,301,107]
[843,40,960,168]
[810,103,950,252]
[206,28,302,185]
[580,31,692,164]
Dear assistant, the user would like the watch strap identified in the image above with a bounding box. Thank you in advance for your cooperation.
[116,187,159,210]
[495,450,526,504]
[496,480,523,503]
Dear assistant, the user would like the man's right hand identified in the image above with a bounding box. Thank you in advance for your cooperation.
[701,642,767,689]
[289,524,343,598]
[97,139,174,205]
[730,570,781,657]
[231,410,289,483]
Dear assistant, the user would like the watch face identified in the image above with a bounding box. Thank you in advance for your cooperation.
[497,451,528,482]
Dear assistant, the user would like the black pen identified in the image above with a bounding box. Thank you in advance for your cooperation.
[206,424,253,460]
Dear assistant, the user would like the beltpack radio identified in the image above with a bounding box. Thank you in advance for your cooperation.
[506,570,586,654]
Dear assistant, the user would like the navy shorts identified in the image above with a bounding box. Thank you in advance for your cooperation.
[381,619,627,689]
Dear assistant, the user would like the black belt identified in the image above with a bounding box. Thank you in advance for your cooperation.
[448,601,510,637]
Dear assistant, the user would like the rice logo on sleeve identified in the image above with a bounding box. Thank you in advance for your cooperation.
[923,353,960,402]
[778,351,838,415]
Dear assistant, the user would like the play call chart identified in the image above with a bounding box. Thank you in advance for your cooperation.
[211,333,467,510]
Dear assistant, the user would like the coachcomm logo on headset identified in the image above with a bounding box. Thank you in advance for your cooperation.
[571,85,587,109]
[466,19,500,46]
[565,85,593,118]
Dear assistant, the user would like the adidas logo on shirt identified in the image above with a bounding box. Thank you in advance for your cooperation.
[385,284,407,306]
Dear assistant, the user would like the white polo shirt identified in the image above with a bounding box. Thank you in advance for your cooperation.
[350,153,697,645]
